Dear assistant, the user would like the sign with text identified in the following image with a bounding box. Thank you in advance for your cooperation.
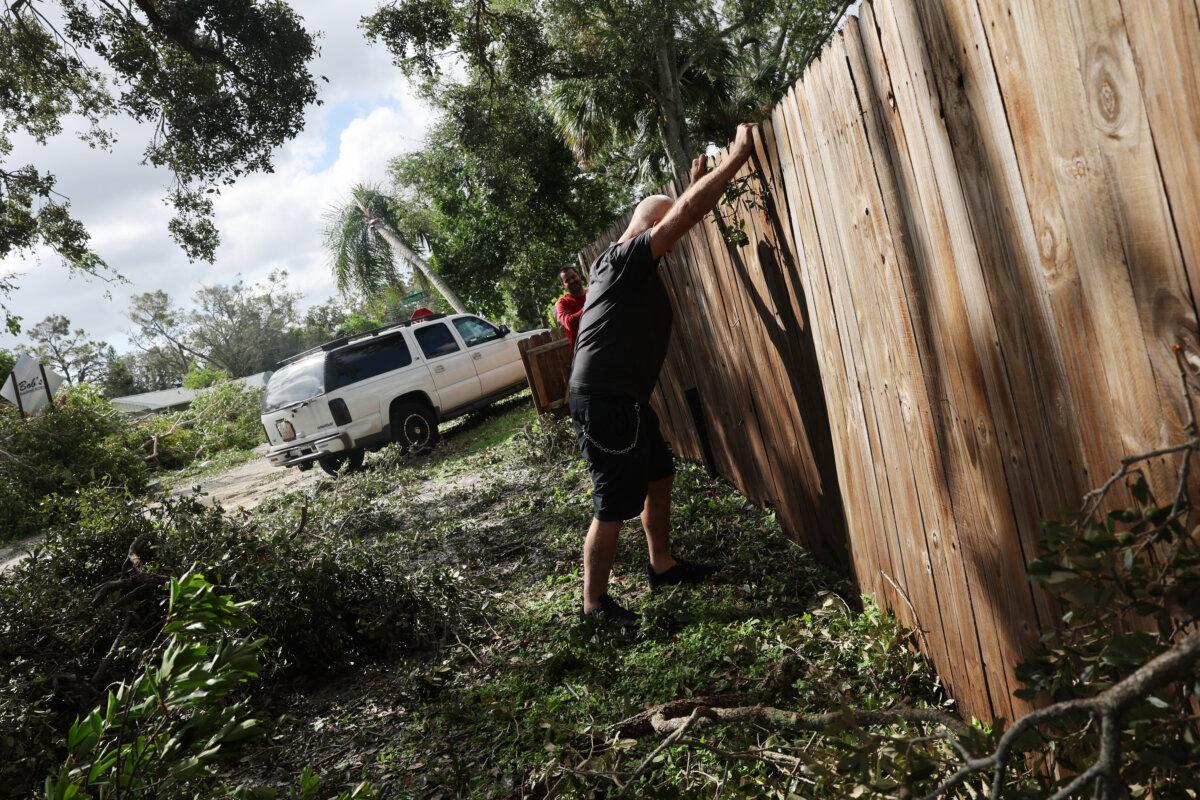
[1,354,64,417]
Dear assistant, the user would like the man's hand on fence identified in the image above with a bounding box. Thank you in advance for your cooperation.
[690,153,709,184]
[649,122,761,259]
[731,122,756,158]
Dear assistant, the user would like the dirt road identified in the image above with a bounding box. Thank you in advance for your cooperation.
[171,445,321,511]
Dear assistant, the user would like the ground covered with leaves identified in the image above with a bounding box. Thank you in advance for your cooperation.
[227,400,950,798]
[1,395,955,798]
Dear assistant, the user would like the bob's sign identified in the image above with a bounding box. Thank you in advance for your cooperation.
[1,354,64,417]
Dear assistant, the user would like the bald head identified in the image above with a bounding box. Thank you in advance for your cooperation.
[620,194,674,242]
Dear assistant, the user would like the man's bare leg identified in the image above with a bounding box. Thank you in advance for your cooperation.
[642,475,677,574]
[583,518,622,613]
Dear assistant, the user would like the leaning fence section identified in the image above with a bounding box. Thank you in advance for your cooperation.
[519,329,573,417]
[579,0,1200,722]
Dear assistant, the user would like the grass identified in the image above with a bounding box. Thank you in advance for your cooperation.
[221,396,949,798]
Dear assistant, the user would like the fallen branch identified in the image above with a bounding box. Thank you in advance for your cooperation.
[89,572,167,609]
[915,632,1200,800]
[615,695,968,740]
[615,633,1198,798]
[616,708,702,797]
[290,501,308,538]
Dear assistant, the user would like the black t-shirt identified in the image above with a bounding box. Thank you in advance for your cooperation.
[569,230,673,402]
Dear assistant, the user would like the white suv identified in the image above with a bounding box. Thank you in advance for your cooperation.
[261,313,546,474]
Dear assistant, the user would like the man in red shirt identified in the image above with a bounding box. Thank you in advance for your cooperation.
[554,267,586,346]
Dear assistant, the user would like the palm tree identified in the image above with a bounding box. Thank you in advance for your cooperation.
[323,185,467,314]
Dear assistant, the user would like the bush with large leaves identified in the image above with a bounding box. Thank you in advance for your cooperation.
[0,482,465,793]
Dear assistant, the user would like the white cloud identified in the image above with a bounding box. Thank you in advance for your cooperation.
[208,104,431,301]
[0,0,434,353]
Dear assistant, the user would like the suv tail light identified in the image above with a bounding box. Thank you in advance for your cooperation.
[328,398,352,425]
[276,419,296,441]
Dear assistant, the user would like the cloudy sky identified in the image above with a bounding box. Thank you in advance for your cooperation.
[0,1,435,353]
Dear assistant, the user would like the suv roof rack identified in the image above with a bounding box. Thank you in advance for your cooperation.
[275,313,448,369]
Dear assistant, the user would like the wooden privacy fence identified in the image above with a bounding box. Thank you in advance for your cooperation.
[578,0,1200,722]
[519,329,573,416]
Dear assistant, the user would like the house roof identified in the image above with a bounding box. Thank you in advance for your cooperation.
[109,371,272,416]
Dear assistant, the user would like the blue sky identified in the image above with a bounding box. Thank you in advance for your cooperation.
[0,1,436,353]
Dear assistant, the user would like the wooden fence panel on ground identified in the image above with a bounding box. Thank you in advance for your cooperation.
[576,0,1200,721]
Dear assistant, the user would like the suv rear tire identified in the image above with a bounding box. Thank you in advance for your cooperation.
[317,448,365,476]
[391,402,439,453]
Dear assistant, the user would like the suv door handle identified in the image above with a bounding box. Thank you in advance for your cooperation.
[433,365,445,373]
[472,353,482,360]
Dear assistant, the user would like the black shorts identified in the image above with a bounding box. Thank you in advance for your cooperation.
[569,389,676,522]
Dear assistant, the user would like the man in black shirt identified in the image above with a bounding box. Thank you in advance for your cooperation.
[570,122,758,626]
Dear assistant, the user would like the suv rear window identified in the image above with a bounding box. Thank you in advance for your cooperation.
[415,323,461,358]
[326,335,413,391]
[263,356,325,412]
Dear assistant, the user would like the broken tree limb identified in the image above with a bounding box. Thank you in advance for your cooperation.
[614,694,968,740]
[613,633,1199,799]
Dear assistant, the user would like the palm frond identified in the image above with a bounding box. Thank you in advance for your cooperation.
[322,185,400,296]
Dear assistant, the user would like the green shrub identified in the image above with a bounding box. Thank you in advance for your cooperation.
[41,571,376,800]
[187,379,265,454]
[123,379,265,471]
[0,484,462,793]
[182,363,232,389]
[44,571,264,800]
[122,411,203,470]
[0,385,147,542]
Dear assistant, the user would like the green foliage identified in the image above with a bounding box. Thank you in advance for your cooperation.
[324,186,405,299]
[0,477,462,794]
[1,0,319,332]
[335,440,946,798]
[519,411,577,464]
[716,172,769,246]
[366,0,847,185]
[0,384,147,542]
[389,83,621,326]
[1008,472,1200,794]
[0,347,14,383]
[129,271,316,381]
[362,0,845,325]
[99,354,149,399]
[0,375,263,543]
[186,381,264,453]
[0,396,950,797]
[123,379,265,471]
[182,364,233,389]
[126,413,204,471]
[43,571,264,800]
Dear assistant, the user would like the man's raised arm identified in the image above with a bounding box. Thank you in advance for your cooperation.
[649,123,757,259]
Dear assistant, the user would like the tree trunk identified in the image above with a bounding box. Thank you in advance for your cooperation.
[656,41,693,187]
[357,203,468,314]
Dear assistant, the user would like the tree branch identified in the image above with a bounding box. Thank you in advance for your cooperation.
[128,0,254,86]
[615,696,969,740]
[614,632,1199,800]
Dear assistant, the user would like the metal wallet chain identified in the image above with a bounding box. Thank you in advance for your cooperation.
[581,402,641,455]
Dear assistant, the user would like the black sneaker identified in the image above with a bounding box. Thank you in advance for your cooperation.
[647,558,718,590]
[579,594,638,628]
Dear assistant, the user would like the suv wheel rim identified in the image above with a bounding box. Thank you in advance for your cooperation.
[402,413,430,448]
